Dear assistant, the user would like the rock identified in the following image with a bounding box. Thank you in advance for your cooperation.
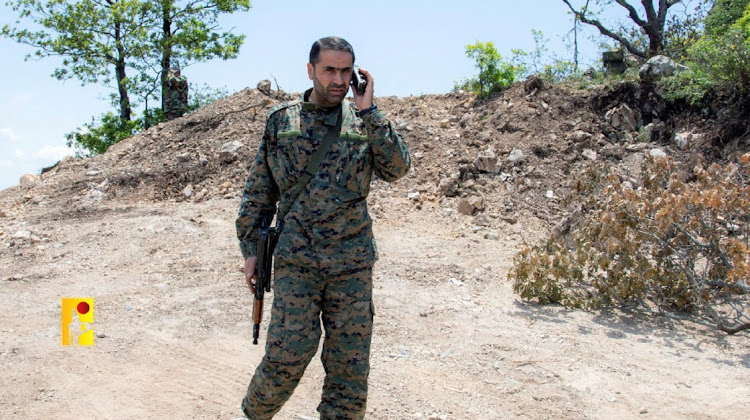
[183,184,194,198]
[7,274,24,281]
[674,132,691,150]
[546,190,555,199]
[459,113,472,128]
[639,408,649,415]
[649,148,668,159]
[96,332,106,339]
[257,79,272,96]
[639,55,688,83]
[438,177,459,197]
[409,107,420,117]
[176,152,191,162]
[474,148,498,173]
[638,123,656,142]
[582,149,597,160]
[219,140,243,163]
[19,173,39,187]
[568,130,592,143]
[603,49,627,75]
[12,230,32,240]
[473,214,491,226]
[524,74,544,92]
[439,119,450,128]
[606,104,640,132]
[407,192,421,201]
[219,181,233,192]
[506,149,525,163]
[457,199,474,215]
[468,195,484,211]
[485,231,500,240]
[85,170,101,177]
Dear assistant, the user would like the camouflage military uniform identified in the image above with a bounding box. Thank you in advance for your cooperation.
[236,88,410,419]
[164,69,188,120]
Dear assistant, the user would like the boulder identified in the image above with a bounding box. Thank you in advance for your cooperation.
[19,173,39,187]
[219,140,243,163]
[257,80,272,96]
[639,55,688,83]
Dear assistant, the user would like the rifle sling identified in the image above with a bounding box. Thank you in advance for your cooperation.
[274,104,344,231]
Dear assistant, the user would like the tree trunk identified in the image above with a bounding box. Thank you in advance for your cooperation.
[114,15,132,121]
[160,0,174,111]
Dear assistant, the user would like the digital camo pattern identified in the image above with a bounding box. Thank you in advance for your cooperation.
[242,261,373,419]
[164,71,188,120]
[236,88,410,419]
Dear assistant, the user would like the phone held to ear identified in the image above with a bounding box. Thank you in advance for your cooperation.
[351,66,367,95]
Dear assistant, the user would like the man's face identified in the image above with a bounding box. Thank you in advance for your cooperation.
[307,49,354,107]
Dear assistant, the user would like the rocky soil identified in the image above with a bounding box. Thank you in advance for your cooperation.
[1,78,748,419]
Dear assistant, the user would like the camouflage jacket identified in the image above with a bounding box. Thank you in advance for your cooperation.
[236,89,411,264]
[164,75,188,111]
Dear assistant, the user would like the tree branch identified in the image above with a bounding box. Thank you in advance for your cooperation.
[562,0,647,58]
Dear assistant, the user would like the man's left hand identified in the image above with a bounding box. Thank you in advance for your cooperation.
[352,67,374,111]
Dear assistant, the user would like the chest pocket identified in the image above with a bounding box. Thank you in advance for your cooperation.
[271,129,314,192]
[334,132,372,198]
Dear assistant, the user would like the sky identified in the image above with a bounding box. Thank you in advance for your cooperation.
[0,0,621,191]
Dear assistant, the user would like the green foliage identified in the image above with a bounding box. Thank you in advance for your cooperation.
[511,29,577,83]
[662,66,715,105]
[688,27,750,88]
[187,83,230,112]
[663,4,750,104]
[65,112,140,157]
[510,155,750,334]
[456,41,521,98]
[2,0,251,120]
[705,0,750,34]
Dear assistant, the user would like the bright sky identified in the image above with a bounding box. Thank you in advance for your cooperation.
[0,0,614,190]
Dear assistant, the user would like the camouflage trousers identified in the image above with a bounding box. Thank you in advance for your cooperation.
[241,255,374,420]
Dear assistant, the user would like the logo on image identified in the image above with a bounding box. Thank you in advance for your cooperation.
[61,298,94,346]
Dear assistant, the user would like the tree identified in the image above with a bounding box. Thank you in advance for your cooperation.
[705,0,750,34]
[2,0,250,121]
[456,41,521,98]
[137,1,249,114]
[561,0,710,59]
[2,0,153,121]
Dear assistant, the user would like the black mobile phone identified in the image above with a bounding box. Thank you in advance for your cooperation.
[351,67,366,95]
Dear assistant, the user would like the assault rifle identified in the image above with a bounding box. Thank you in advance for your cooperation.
[253,216,279,345]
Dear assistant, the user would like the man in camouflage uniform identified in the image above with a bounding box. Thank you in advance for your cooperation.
[163,66,188,120]
[236,36,410,419]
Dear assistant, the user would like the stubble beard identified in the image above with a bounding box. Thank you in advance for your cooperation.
[312,74,347,107]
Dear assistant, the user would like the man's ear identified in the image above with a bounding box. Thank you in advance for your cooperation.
[307,62,314,80]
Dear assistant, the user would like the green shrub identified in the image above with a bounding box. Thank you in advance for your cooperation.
[510,154,750,334]
[65,112,140,157]
[689,27,750,88]
[456,41,522,98]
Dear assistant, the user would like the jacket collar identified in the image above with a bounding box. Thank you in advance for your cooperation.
[301,88,344,126]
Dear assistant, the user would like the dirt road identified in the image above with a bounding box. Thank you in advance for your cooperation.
[1,197,747,419]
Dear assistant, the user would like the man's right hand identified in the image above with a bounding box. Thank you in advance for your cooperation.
[245,257,258,293]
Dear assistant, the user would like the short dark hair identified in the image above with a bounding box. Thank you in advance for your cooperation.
[309,36,355,66]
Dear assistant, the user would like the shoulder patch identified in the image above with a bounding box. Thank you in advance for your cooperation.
[266,100,301,119]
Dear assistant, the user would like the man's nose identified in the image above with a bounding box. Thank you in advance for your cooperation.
[333,71,346,85]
